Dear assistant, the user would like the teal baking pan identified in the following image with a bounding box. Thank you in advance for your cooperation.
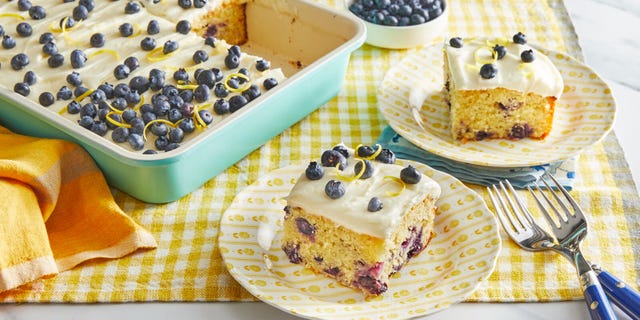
[0,0,366,203]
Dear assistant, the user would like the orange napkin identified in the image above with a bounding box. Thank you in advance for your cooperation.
[0,125,156,293]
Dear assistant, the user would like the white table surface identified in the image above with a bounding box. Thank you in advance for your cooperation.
[2,0,639,319]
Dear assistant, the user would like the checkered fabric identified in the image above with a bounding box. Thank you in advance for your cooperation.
[1,0,638,303]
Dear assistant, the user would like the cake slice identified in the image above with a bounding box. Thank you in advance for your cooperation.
[443,33,564,142]
[281,144,441,295]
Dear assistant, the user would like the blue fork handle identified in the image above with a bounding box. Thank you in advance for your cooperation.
[597,269,640,320]
[584,272,618,320]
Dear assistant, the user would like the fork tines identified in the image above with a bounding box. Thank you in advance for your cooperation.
[487,180,535,237]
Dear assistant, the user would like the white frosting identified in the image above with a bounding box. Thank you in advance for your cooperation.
[286,148,441,239]
[0,0,284,152]
[444,37,564,98]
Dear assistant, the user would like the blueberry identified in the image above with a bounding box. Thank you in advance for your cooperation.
[119,23,134,37]
[357,275,387,295]
[255,59,270,72]
[321,149,347,169]
[356,145,376,158]
[229,45,242,57]
[122,109,137,123]
[228,95,248,113]
[129,118,144,134]
[210,68,224,82]
[87,20,108,40]
[163,40,179,54]
[13,82,30,96]
[479,63,498,79]
[129,76,150,94]
[80,102,97,118]
[400,165,422,184]
[153,100,170,116]
[63,72,81,87]
[57,86,73,100]
[282,243,302,264]
[114,64,130,80]
[193,0,207,8]
[23,71,37,85]
[79,0,95,12]
[449,37,463,48]
[37,92,54,107]
[194,84,210,102]
[125,90,141,105]
[78,115,94,129]
[2,35,16,49]
[196,69,216,88]
[179,89,193,103]
[90,89,106,102]
[60,16,76,29]
[521,49,535,63]
[383,15,398,26]
[142,111,157,123]
[112,127,130,143]
[66,100,81,114]
[224,54,239,69]
[140,37,156,51]
[375,148,396,164]
[17,0,32,11]
[509,123,534,139]
[113,83,131,98]
[42,42,58,55]
[164,143,180,152]
[124,56,140,71]
[38,32,54,44]
[16,22,32,37]
[305,161,324,180]
[325,179,346,199]
[70,49,86,68]
[178,0,192,8]
[98,82,114,99]
[367,197,383,212]
[147,20,160,35]
[410,13,426,25]
[154,135,169,150]
[176,20,191,34]
[168,127,185,143]
[241,84,261,102]
[192,49,208,64]
[167,108,183,123]
[212,98,229,115]
[214,82,229,98]
[150,122,168,136]
[28,5,46,19]
[48,53,64,68]
[513,32,527,44]
[128,133,145,150]
[178,117,196,133]
[124,1,141,14]
[73,5,89,21]
[10,53,29,70]
[204,36,215,47]
[149,69,166,91]
[173,68,189,82]
[74,86,89,99]
[493,44,506,59]
[332,145,349,158]
[295,217,316,238]
[354,159,374,179]
[163,85,180,98]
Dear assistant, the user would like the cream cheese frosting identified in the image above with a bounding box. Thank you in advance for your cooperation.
[285,147,441,239]
[0,0,284,152]
[444,37,564,98]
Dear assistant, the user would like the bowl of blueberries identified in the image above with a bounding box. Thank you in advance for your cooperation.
[347,0,447,49]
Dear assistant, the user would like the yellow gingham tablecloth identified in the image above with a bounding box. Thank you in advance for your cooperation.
[2,0,639,303]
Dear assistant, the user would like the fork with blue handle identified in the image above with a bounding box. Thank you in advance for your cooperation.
[487,175,640,320]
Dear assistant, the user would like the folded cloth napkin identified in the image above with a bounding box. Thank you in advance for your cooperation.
[376,126,577,189]
[0,125,157,293]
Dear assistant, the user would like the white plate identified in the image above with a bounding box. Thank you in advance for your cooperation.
[377,44,616,167]
[219,160,501,320]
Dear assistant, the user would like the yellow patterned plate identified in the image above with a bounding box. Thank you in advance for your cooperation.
[377,44,616,167]
[219,160,501,320]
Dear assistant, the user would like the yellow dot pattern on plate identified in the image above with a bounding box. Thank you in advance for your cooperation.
[219,162,501,320]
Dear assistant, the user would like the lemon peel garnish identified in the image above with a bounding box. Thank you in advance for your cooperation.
[384,176,406,197]
[0,13,25,20]
[465,64,481,72]
[176,83,199,90]
[223,73,251,93]
[75,88,94,103]
[108,103,125,114]
[88,49,120,61]
[335,159,365,182]
[193,104,208,128]
[360,144,383,160]
[146,46,180,62]
[474,46,497,65]
[131,23,142,37]
[143,119,177,141]
[106,111,131,128]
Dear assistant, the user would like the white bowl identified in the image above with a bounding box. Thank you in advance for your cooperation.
[345,0,449,49]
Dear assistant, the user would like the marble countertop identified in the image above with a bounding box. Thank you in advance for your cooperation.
[2,0,639,319]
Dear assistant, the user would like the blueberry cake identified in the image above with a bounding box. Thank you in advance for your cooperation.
[444,33,564,142]
[0,0,285,153]
[282,144,441,296]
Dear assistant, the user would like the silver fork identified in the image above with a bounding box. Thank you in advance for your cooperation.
[487,179,617,320]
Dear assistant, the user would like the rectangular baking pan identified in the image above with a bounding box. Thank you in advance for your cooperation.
[0,0,366,203]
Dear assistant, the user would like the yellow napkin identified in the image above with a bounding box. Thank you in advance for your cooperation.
[0,125,157,293]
